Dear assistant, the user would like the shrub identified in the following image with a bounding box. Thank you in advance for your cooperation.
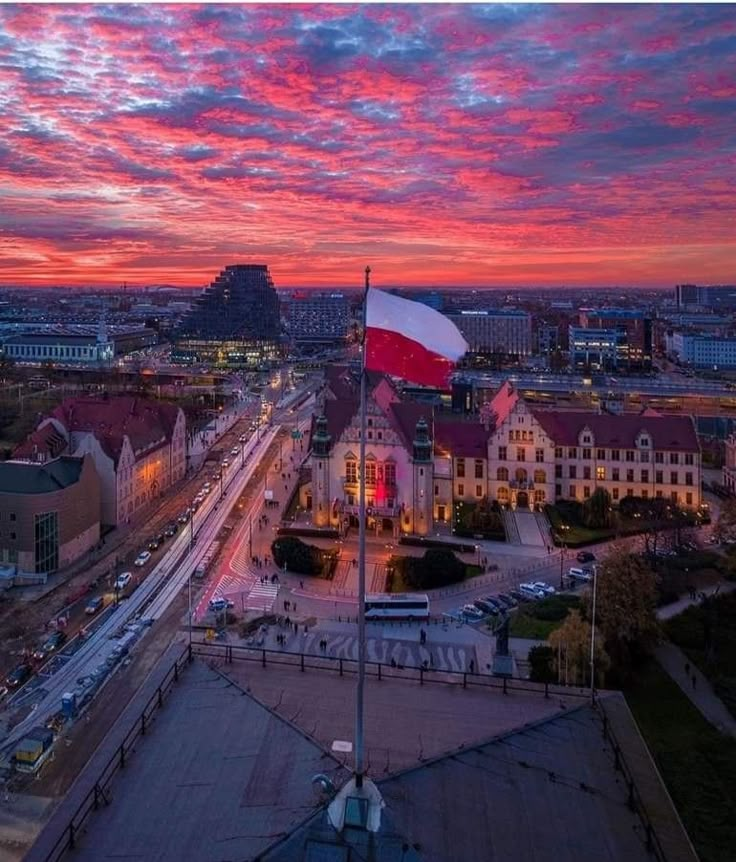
[394,548,466,590]
[271,536,325,576]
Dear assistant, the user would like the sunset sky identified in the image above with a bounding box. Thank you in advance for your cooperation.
[0,3,735,289]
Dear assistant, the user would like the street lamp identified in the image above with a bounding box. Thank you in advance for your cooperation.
[589,565,598,703]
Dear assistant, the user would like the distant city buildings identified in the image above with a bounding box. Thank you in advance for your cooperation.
[172,264,281,368]
[446,309,532,357]
[676,283,736,310]
[568,326,620,371]
[0,455,100,574]
[666,331,736,369]
[281,291,350,349]
[571,308,652,371]
[13,395,186,527]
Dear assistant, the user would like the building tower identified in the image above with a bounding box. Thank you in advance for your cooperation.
[311,415,333,527]
[410,417,433,536]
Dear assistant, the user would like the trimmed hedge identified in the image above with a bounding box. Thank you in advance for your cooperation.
[271,536,336,577]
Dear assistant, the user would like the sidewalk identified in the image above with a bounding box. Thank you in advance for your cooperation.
[655,641,736,738]
[656,579,736,620]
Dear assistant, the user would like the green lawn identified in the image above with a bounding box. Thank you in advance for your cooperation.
[508,594,581,640]
[665,591,736,720]
[625,661,736,862]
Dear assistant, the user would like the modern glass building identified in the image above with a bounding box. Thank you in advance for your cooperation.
[172,264,282,367]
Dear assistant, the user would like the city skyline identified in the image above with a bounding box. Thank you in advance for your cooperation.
[1,4,735,288]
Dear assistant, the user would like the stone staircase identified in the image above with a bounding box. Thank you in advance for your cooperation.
[502,508,521,545]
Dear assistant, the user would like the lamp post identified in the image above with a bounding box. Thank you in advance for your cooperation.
[589,565,598,703]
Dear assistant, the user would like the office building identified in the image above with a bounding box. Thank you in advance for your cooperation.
[0,455,100,574]
[172,264,281,367]
[446,310,531,357]
[13,395,186,527]
[282,292,350,347]
[578,309,652,369]
[675,284,736,310]
[568,326,621,370]
[667,331,736,369]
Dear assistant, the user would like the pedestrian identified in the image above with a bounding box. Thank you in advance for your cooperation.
[469,659,475,674]
[286,615,291,626]
[429,653,434,668]
[294,622,298,634]
[293,602,297,612]
[299,580,304,589]
[283,599,288,611]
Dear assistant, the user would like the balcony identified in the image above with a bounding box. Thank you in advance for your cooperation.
[509,480,535,490]
[341,503,401,518]
[341,476,397,491]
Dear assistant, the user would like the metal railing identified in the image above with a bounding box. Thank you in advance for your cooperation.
[595,700,668,861]
[41,645,193,862]
[190,640,590,700]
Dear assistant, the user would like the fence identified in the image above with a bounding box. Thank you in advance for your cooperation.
[190,639,590,701]
[595,701,668,862]
[41,645,192,862]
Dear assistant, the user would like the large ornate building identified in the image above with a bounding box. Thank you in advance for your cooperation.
[303,371,702,536]
[13,395,186,527]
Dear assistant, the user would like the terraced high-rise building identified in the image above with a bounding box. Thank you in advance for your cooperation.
[172,264,282,367]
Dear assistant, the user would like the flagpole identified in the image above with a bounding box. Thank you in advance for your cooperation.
[355,264,370,789]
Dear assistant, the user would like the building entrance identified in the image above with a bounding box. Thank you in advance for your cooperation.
[516,491,529,509]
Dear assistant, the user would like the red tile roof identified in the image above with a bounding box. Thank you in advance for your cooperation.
[13,422,67,462]
[530,410,699,451]
[14,395,181,465]
[481,381,518,430]
[434,419,490,458]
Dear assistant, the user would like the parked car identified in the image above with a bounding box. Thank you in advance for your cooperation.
[568,567,592,582]
[114,571,133,591]
[5,664,32,689]
[177,509,191,524]
[33,631,67,661]
[208,597,234,613]
[163,523,178,538]
[576,551,596,563]
[134,551,151,568]
[509,589,531,604]
[461,604,484,620]
[221,458,230,468]
[238,434,247,443]
[473,599,498,615]
[519,583,545,599]
[532,581,555,595]
[495,593,518,609]
[483,596,505,612]
[85,596,105,615]
[210,471,221,482]
[148,536,162,551]
[230,446,240,456]
[202,482,212,495]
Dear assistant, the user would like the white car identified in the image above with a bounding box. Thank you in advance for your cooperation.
[461,604,484,620]
[114,571,133,591]
[208,597,234,613]
[532,581,556,595]
[519,583,545,599]
[221,458,230,468]
[238,434,247,443]
[134,551,151,568]
[230,446,240,456]
[202,483,212,495]
[568,567,593,582]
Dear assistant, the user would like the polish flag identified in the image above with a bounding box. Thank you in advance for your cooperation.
[365,289,469,388]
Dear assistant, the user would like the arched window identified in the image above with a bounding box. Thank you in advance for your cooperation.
[345,458,357,483]
[533,469,546,484]
[497,466,509,481]
[515,468,528,483]
[498,487,509,502]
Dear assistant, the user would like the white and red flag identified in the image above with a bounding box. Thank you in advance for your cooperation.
[365,288,469,388]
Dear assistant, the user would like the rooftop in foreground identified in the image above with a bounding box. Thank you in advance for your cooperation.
[27,648,695,862]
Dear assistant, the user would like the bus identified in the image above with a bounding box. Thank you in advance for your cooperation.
[364,593,430,621]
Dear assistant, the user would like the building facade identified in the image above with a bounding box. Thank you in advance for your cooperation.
[446,310,532,357]
[667,331,736,369]
[578,309,652,369]
[282,292,350,346]
[13,396,186,527]
[0,455,100,574]
[568,326,620,370]
[172,264,281,368]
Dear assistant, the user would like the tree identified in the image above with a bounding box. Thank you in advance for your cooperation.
[591,546,659,674]
[399,548,466,590]
[582,488,612,529]
[548,609,609,687]
[714,498,736,544]
[271,536,325,576]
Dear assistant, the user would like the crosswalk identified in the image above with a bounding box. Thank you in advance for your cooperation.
[244,580,279,611]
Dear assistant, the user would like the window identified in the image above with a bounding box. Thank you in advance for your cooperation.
[10,532,16,540]
[9,513,16,522]
[568,447,577,459]
[555,464,562,479]
[582,448,591,460]
[34,511,58,574]
[597,449,606,460]
[458,483,464,496]
[685,472,693,486]
[584,486,591,498]
[555,483,562,497]
[474,460,484,479]
[655,452,664,464]
[456,458,465,478]
[686,492,693,505]
[596,466,606,480]
[611,449,620,461]
[583,466,591,480]
[612,468,620,481]
[434,484,439,496]
[515,468,528,483]
[555,447,563,458]
[534,469,546,484]
[642,489,649,499]
[670,453,679,465]
[385,462,396,485]
[534,489,545,503]
[517,448,526,462]
[641,469,649,483]
[475,484,482,497]
[626,488,634,497]
[655,470,663,484]
[626,469,634,482]
[345,460,357,483]
[365,461,376,484]
[625,450,635,462]
[671,491,678,503]
[685,453,694,465]
[569,466,577,479]
[569,484,576,498]
[582,435,591,444]
[498,486,509,502]
[535,448,544,463]
[497,467,509,481]
[498,446,507,461]
[670,471,678,485]
[377,431,383,441]
[612,487,619,500]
